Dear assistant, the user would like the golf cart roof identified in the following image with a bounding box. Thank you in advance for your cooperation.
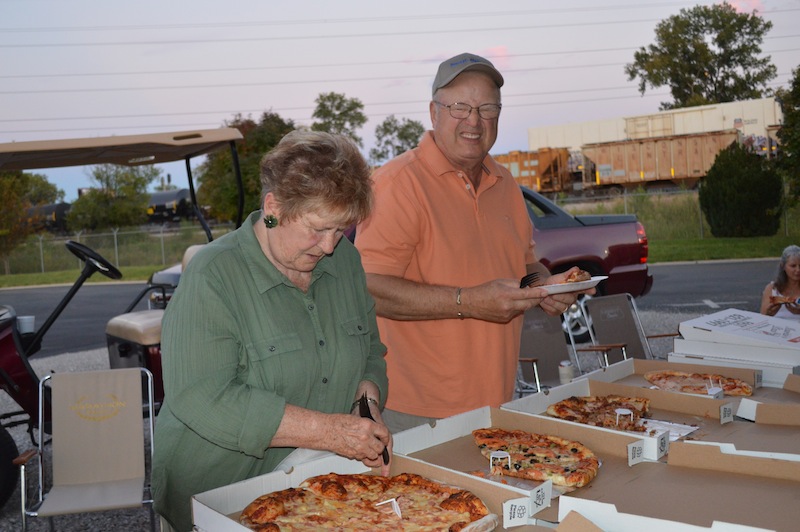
[0,128,243,171]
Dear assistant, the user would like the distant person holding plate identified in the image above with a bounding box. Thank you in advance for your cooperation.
[761,245,800,320]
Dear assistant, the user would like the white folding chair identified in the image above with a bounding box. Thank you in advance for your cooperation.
[15,367,155,531]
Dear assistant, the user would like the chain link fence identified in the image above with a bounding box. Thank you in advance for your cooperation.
[3,223,234,275]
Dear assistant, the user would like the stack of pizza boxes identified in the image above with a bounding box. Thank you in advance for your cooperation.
[669,308,800,387]
[499,353,800,531]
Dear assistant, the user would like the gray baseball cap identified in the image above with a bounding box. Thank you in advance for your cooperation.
[432,53,504,97]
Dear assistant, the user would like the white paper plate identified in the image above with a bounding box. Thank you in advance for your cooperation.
[540,276,608,295]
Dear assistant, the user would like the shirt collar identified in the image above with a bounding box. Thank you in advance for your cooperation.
[237,211,339,294]
[422,131,505,181]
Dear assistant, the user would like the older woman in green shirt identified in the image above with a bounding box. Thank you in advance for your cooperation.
[152,130,390,532]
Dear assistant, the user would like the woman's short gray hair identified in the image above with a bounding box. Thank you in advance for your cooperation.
[259,130,373,226]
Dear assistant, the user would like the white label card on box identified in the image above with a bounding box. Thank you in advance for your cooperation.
[720,402,735,424]
[706,386,724,399]
[502,480,552,527]
[627,440,646,466]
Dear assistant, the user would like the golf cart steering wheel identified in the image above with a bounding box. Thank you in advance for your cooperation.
[65,240,123,280]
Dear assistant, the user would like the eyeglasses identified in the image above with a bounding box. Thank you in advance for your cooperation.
[434,101,502,120]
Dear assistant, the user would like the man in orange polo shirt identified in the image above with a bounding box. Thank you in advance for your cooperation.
[355,52,590,432]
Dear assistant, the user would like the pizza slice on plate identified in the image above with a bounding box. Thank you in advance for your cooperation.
[564,269,592,283]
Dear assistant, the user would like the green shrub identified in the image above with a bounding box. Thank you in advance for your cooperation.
[698,144,783,237]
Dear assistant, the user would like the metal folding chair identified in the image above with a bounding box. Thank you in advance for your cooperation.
[580,293,678,365]
[517,306,618,395]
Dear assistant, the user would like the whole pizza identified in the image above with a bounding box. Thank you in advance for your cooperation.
[545,395,651,432]
[472,428,599,488]
[239,472,495,531]
[643,369,753,396]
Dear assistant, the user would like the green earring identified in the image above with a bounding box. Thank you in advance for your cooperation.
[263,214,278,229]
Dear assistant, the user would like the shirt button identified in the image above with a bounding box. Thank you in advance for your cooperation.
[322,377,328,384]
[269,346,276,352]
[308,304,314,311]
[357,325,363,331]
[319,340,325,346]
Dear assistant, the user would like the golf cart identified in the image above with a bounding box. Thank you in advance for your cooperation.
[0,128,245,509]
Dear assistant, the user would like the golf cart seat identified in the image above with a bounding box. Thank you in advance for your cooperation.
[106,244,204,404]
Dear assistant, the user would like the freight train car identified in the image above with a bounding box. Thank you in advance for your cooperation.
[493,147,580,193]
[580,129,741,193]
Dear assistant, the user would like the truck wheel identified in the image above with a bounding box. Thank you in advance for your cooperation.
[0,426,19,509]
[562,295,592,343]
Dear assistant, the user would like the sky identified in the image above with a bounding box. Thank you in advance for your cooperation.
[1,0,798,201]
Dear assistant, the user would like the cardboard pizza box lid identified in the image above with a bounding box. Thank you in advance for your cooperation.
[678,309,800,352]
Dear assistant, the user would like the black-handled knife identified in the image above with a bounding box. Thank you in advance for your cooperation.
[358,392,390,465]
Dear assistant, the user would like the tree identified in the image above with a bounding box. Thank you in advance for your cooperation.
[625,3,776,110]
[23,173,64,205]
[67,164,159,231]
[369,115,425,165]
[699,143,783,237]
[196,112,296,222]
[776,67,800,201]
[0,171,66,272]
[311,92,367,147]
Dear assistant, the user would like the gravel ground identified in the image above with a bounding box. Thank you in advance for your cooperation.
[0,308,700,532]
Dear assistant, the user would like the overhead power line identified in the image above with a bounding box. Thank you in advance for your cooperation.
[1,8,797,48]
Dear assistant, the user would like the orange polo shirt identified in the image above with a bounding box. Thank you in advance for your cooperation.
[355,132,536,418]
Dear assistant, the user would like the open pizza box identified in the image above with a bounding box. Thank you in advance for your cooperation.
[670,309,800,388]
[579,358,762,394]
[192,451,570,531]
[392,406,648,526]
[734,373,800,423]
[557,440,800,532]
[578,358,800,423]
[504,371,800,463]
[502,378,678,461]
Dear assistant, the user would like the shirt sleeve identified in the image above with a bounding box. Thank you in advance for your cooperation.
[356,172,422,277]
[161,262,284,459]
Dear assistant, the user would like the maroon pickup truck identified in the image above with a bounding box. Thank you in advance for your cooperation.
[521,187,652,341]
